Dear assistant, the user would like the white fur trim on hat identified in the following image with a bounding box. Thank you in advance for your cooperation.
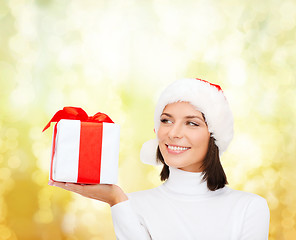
[140,78,234,165]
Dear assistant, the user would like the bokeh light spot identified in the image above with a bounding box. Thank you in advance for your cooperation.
[0,168,11,180]
[0,225,12,240]
[33,210,53,224]
[8,155,21,169]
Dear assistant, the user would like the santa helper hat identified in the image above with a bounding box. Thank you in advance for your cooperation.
[140,78,234,166]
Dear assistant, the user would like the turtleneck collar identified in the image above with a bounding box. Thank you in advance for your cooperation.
[162,167,210,196]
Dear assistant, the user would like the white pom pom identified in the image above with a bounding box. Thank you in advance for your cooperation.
[140,139,163,166]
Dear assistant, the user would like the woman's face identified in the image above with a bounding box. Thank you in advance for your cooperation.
[157,102,210,172]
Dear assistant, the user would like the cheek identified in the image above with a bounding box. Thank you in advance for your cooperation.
[190,131,210,148]
[157,127,166,140]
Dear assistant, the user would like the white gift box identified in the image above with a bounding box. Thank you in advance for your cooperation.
[50,119,120,184]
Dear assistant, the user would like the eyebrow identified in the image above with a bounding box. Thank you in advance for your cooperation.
[161,113,205,122]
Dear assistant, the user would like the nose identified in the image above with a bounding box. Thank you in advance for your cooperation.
[168,122,183,139]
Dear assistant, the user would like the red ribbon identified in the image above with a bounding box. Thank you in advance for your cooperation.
[43,107,114,132]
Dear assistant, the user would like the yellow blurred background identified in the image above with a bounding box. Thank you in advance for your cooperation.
[0,0,295,239]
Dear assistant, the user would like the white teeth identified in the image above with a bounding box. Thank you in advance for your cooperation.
[167,145,189,151]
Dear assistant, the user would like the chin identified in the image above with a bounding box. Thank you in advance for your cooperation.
[164,158,203,172]
[163,159,184,169]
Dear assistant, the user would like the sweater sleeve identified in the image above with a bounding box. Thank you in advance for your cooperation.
[240,196,270,240]
[111,200,151,240]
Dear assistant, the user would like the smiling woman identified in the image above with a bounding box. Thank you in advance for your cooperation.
[51,78,270,240]
[113,78,270,239]
[157,102,210,172]
[156,102,227,191]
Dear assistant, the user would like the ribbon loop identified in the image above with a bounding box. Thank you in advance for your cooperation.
[43,107,114,132]
[88,112,114,123]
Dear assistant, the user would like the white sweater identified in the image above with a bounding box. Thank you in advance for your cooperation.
[111,167,270,240]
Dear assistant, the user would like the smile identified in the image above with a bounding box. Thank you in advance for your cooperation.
[166,144,190,153]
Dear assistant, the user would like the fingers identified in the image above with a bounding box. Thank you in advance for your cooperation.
[48,180,128,206]
[48,180,127,205]
[48,180,109,198]
[48,180,84,194]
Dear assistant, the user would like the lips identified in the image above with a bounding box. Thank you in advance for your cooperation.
[165,144,190,154]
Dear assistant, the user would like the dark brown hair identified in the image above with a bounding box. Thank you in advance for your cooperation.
[156,136,228,191]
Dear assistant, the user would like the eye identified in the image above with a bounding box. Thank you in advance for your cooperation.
[187,121,199,127]
[160,118,173,124]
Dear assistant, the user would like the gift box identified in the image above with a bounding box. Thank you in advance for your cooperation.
[43,107,120,184]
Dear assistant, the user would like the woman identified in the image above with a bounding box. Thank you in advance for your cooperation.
[49,78,270,239]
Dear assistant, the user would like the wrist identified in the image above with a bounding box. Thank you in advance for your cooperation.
[109,194,128,207]
[109,186,128,207]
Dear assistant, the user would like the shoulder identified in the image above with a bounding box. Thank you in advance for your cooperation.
[225,187,270,215]
[225,188,270,237]
[226,186,267,202]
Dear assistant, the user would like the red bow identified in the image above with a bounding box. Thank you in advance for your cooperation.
[43,107,114,132]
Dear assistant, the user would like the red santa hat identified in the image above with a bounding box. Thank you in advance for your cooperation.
[140,78,234,165]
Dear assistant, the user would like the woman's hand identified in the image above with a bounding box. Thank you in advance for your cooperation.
[48,180,128,207]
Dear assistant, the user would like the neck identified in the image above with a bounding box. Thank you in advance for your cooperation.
[163,166,209,195]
